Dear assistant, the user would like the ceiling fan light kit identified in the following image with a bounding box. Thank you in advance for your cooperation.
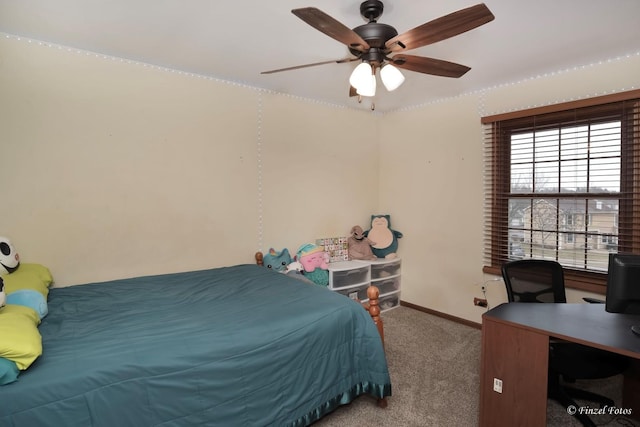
[349,62,404,97]
[380,64,405,92]
[349,62,373,90]
[356,74,376,97]
[262,1,495,106]
[356,73,376,97]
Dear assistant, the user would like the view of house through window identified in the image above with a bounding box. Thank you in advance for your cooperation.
[482,90,640,291]
[508,120,621,272]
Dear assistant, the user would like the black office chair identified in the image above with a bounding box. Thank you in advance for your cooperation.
[501,259,630,427]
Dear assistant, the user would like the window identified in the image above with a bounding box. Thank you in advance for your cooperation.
[482,90,640,292]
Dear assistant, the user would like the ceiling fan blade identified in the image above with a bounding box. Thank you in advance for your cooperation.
[385,3,495,52]
[389,54,471,78]
[349,85,358,97]
[261,57,358,75]
[292,7,370,51]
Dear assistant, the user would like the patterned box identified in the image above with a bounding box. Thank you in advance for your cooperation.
[316,237,349,262]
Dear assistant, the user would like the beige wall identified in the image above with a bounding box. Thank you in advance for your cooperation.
[2,35,639,323]
[378,95,486,320]
[0,37,378,285]
[259,94,379,254]
[381,53,640,323]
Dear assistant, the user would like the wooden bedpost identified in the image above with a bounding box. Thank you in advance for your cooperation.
[366,285,385,345]
[367,285,388,408]
[255,251,264,266]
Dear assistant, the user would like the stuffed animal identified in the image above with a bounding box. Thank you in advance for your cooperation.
[262,248,292,273]
[0,237,49,318]
[261,248,315,284]
[285,261,316,285]
[0,235,19,309]
[364,215,403,259]
[285,261,304,274]
[296,243,329,287]
[0,277,5,309]
[348,225,377,260]
[0,236,20,275]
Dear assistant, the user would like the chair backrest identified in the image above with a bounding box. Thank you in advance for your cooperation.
[501,259,567,303]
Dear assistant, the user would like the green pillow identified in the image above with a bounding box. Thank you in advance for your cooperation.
[2,263,53,298]
[0,304,42,370]
[0,357,19,385]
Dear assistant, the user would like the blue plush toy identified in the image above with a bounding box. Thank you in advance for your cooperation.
[262,248,292,273]
[364,215,403,259]
[262,247,315,285]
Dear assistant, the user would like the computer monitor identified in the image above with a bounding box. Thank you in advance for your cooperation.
[606,253,640,316]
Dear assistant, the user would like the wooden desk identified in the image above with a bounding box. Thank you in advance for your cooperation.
[479,303,640,427]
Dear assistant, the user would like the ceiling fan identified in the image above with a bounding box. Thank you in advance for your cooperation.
[262,1,495,101]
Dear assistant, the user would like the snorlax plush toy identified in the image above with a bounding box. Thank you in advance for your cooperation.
[0,236,20,275]
[364,215,403,259]
[296,243,329,287]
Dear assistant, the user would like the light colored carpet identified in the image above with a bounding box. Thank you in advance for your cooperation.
[313,306,638,427]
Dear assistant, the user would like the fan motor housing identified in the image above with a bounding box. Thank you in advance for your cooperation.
[350,22,397,54]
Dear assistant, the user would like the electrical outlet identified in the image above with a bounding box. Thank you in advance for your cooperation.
[474,297,488,307]
[493,378,503,393]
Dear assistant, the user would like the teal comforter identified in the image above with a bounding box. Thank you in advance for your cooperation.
[0,264,391,426]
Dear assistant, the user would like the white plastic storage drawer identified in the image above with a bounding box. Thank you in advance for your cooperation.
[328,262,370,289]
[379,292,400,312]
[375,276,401,296]
[334,283,371,301]
[370,259,401,280]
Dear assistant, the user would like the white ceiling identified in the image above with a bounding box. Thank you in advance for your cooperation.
[1,0,639,112]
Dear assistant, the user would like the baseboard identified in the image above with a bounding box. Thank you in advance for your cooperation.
[400,300,482,330]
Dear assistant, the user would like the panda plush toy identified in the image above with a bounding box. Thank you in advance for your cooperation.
[0,277,5,309]
[0,236,21,310]
[0,237,49,318]
[0,236,21,276]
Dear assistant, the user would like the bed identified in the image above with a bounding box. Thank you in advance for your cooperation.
[0,262,391,426]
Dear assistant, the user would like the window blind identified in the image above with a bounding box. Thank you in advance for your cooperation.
[482,90,640,292]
